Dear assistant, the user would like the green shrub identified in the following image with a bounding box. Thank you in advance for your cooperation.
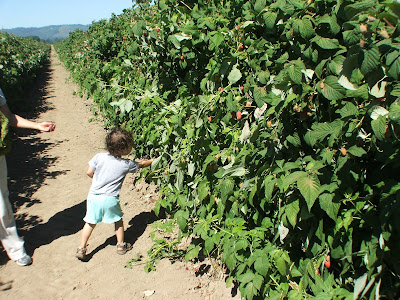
[0,32,50,107]
[56,1,400,298]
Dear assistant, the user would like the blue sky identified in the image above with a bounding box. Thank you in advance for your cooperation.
[0,0,133,29]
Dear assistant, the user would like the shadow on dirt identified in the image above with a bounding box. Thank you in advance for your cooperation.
[7,136,66,209]
[6,61,60,211]
[0,280,13,291]
[80,210,160,262]
[0,200,86,266]
[22,200,86,254]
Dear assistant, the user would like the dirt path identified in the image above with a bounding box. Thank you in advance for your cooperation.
[0,48,239,300]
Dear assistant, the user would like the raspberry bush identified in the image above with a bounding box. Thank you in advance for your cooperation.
[56,0,400,298]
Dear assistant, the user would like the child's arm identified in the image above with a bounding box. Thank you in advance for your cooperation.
[87,166,95,178]
[138,158,155,168]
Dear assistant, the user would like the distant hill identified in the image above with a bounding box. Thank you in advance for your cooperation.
[2,24,89,43]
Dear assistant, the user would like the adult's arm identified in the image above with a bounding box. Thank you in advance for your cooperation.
[0,104,55,132]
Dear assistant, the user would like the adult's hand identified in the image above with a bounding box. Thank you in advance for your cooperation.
[38,121,56,132]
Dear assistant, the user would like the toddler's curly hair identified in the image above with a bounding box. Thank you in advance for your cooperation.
[106,127,133,157]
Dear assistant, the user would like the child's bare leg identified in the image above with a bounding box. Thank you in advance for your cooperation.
[115,219,124,245]
[80,223,96,248]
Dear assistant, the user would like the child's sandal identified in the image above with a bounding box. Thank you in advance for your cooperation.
[75,247,87,261]
[116,243,132,255]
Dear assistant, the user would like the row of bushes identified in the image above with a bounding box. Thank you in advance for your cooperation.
[55,0,400,299]
[0,32,50,108]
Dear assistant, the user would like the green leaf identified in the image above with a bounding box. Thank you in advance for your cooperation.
[244,282,258,300]
[293,18,315,39]
[254,255,270,276]
[132,21,144,36]
[285,199,300,227]
[204,238,214,253]
[313,36,341,49]
[283,171,306,191]
[288,64,303,84]
[386,50,399,66]
[390,83,400,97]
[257,70,270,85]
[361,48,380,75]
[297,174,321,211]
[228,65,242,85]
[174,33,191,42]
[388,55,400,80]
[238,271,255,284]
[276,52,289,64]
[319,193,340,221]
[175,211,188,230]
[263,12,277,31]
[158,0,168,10]
[319,76,346,101]
[168,35,181,49]
[310,123,331,141]
[264,175,276,201]
[224,166,248,177]
[304,131,317,147]
[254,0,266,13]
[318,14,340,35]
[185,245,201,262]
[286,132,301,147]
[253,86,268,106]
[371,115,387,141]
[235,239,249,251]
[337,101,358,118]
[309,121,339,142]
[344,0,377,19]
[253,274,264,291]
[248,183,257,206]
[389,103,400,125]
[276,256,288,276]
[315,59,327,78]
[210,32,224,49]
[300,18,315,39]
[347,145,367,157]
[329,55,346,75]
[343,30,360,45]
[225,276,234,288]
[225,252,237,270]
[220,178,234,201]
[346,83,368,99]
[198,180,210,201]
[151,156,162,170]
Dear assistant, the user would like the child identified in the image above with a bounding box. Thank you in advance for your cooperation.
[76,127,154,261]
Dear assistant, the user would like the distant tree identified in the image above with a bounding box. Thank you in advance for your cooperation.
[26,35,41,42]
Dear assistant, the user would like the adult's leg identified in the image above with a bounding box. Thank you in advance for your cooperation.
[0,156,27,261]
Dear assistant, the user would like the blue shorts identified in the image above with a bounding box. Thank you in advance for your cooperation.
[83,194,123,224]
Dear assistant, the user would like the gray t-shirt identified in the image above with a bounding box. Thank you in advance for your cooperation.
[0,88,7,106]
[88,152,139,196]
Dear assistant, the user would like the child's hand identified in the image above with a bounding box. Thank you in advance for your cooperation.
[139,158,155,168]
